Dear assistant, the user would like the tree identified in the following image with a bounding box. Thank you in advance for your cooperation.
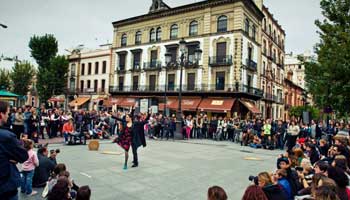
[289,106,321,120]
[29,34,58,68]
[10,62,36,96]
[29,34,68,102]
[304,0,350,116]
[0,68,10,90]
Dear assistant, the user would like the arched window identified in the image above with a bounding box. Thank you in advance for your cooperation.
[150,28,156,42]
[245,18,250,34]
[263,18,267,30]
[170,24,178,39]
[135,31,142,45]
[217,15,227,32]
[189,21,198,36]
[156,27,162,41]
[121,34,127,47]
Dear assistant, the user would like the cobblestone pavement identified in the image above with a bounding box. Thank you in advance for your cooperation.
[19,139,281,200]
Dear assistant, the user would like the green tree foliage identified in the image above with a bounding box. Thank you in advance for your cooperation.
[29,35,68,102]
[0,68,11,90]
[289,106,321,120]
[28,34,58,68]
[10,62,36,96]
[305,0,350,116]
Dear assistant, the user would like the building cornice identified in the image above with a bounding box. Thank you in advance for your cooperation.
[112,0,264,28]
[262,5,285,35]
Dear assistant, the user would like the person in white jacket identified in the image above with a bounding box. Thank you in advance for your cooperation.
[287,120,300,151]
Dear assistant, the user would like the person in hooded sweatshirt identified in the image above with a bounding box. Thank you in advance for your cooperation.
[258,171,288,200]
[274,169,293,200]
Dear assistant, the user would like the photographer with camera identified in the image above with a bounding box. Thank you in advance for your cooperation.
[257,172,288,200]
[33,146,56,188]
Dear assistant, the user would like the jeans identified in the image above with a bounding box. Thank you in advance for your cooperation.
[21,170,35,194]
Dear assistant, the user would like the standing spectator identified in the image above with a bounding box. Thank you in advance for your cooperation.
[13,107,24,139]
[262,119,273,149]
[195,115,203,139]
[23,106,32,135]
[207,186,227,200]
[0,101,29,200]
[185,115,193,140]
[28,108,39,143]
[287,120,300,152]
[276,120,286,150]
[21,139,39,196]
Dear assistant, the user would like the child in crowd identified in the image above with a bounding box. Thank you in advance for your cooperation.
[21,139,39,196]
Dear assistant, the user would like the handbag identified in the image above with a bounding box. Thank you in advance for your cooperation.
[42,182,49,198]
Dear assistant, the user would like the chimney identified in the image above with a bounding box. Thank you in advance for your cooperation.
[254,0,263,10]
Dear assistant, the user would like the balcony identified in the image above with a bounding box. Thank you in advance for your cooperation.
[209,55,233,66]
[130,62,142,72]
[143,61,162,71]
[109,84,263,98]
[75,88,107,95]
[245,59,257,71]
[116,66,126,73]
[277,63,284,69]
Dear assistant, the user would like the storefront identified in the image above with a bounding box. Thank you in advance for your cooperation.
[198,98,236,118]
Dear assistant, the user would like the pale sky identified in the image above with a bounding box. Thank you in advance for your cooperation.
[0,0,322,69]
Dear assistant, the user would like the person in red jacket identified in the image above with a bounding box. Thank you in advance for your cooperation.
[62,119,74,144]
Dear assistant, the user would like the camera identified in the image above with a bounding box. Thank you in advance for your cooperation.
[50,149,60,154]
[295,166,303,172]
[248,175,258,185]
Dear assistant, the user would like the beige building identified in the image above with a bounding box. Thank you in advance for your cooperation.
[109,0,267,118]
[67,45,113,110]
[259,6,286,120]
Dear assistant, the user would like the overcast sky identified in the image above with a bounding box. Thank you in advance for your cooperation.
[0,0,322,68]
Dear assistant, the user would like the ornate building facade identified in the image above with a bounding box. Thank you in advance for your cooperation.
[109,0,266,118]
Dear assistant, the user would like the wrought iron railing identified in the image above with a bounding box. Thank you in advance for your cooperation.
[245,59,257,71]
[209,55,233,66]
[143,61,162,71]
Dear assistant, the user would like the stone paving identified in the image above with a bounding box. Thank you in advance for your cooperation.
[19,139,282,200]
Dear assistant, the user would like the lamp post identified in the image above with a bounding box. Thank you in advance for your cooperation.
[164,38,202,139]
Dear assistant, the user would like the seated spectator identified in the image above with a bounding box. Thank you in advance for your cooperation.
[315,186,340,200]
[207,186,227,200]
[313,161,329,175]
[76,186,91,200]
[47,176,71,200]
[318,139,329,158]
[59,171,79,199]
[258,172,288,200]
[242,185,268,200]
[48,163,67,192]
[63,119,74,144]
[327,167,349,200]
[33,146,56,188]
[274,169,293,200]
[250,135,262,149]
[277,156,301,197]
[305,143,320,165]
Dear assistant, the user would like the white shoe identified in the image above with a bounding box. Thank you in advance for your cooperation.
[28,191,38,196]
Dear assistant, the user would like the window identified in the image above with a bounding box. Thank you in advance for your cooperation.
[189,21,198,36]
[166,46,178,64]
[187,44,199,64]
[135,31,142,45]
[252,25,256,40]
[88,63,92,75]
[263,61,266,75]
[170,24,178,39]
[273,30,276,42]
[121,34,127,47]
[263,40,267,54]
[263,18,267,30]
[94,80,98,92]
[133,76,139,91]
[70,80,75,90]
[87,80,91,89]
[119,54,126,70]
[133,52,141,69]
[248,46,253,61]
[118,77,124,91]
[149,75,156,91]
[95,62,99,74]
[81,64,85,75]
[168,74,175,91]
[217,15,227,32]
[216,42,227,62]
[151,50,158,67]
[150,28,156,42]
[101,79,105,93]
[216,72,225,90]
[102,61,107,74]
[269,24,272,35]
[80,81,84,92]
[187,73,195,91]
[245,18,250,35]
[156,27,162,41]
[70,64,76,76]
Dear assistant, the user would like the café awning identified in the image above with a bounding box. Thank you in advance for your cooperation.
[159,98,177,111]
[168,97,201,111]
[69,97,90,107]
[198,98,235,113]
[239,99,261,114]
[118,98,137,108]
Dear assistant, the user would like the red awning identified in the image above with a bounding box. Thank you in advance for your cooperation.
[168,97,201,111]
[110,97,123,104]
[118,98,137,108]
[48,97,65,102]
[239,99,261,114]
[159,98,177,111]
[198,98,235,113]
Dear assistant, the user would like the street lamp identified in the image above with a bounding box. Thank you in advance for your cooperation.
[0,24,7,29]
[164,38,202,139]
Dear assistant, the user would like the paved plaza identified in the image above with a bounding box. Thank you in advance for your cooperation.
[20,139,282,200]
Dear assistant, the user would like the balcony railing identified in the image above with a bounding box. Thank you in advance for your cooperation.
[109,84,263,97]
[67,88,107,95]
[143,61,162,71]
[116,66,126,73]
[209,55,233,66]
[245,59,257,71]
[130,62,142,72]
